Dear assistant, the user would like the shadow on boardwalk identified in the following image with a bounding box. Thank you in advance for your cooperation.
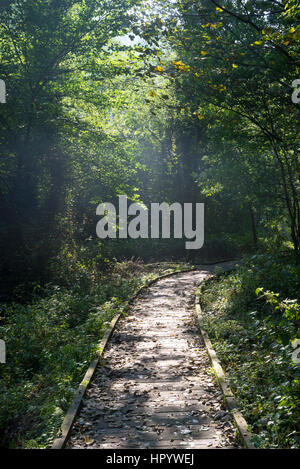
[67,265,240,449]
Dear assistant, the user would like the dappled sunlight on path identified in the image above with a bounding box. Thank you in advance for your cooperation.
[67,264,239,449]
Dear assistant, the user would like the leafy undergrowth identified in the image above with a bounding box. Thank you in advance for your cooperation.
[0,260,193,449]
[199,253,300,449]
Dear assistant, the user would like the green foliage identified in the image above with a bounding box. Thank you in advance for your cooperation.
[0,0,299,450]
[0,0,140,291]
[144,0,300,252]
[200,254,300,448]
[0,277,127,447]
[0,258,192,448]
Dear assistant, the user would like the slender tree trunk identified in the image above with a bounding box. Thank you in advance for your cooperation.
[249,206,258,250]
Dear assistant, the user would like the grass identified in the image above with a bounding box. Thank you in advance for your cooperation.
[199,253,300,449]
[0,258,194,449]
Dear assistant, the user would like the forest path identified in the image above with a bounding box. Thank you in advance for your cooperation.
[67,262,240,449]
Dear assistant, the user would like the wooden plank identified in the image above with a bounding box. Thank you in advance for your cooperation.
[51,267,205,449]
[194,293,255,449]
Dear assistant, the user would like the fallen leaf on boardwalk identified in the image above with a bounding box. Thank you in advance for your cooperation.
[180,429,192,435]
[66,271,239,450]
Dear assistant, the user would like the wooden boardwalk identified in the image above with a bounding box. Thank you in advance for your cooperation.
[67,268,239,449]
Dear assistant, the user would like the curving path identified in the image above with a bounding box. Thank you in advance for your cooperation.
[67,263,240,449]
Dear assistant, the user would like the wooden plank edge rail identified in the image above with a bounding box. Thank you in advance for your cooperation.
[194,285,255,450]
[51,260,238,449]
[51,266,205,449]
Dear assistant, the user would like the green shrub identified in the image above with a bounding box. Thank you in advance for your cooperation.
[200,253,300,448]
